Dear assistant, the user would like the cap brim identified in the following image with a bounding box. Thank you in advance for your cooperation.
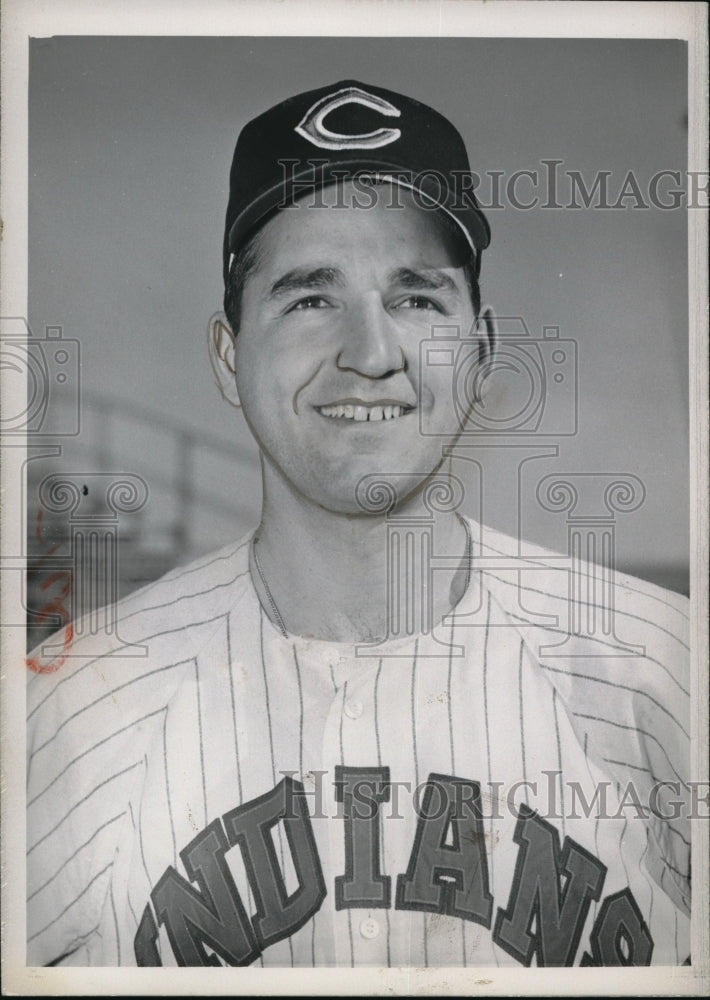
[227,159,490,260]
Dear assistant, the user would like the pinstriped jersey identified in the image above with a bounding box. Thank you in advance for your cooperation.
[26,518,691,967]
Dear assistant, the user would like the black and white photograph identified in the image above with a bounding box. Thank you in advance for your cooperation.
[1,1,708,994]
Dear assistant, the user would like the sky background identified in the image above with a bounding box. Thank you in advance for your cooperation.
[27,35,689,591]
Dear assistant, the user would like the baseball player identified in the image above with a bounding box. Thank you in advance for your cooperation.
[26,80,691,968]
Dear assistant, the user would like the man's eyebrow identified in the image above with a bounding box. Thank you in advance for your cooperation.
[388,267,459,294]
[268,266,346,297]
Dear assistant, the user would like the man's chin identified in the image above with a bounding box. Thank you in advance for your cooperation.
[304,469,444,518]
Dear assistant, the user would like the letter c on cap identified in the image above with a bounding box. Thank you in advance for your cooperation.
[295,86,401,150]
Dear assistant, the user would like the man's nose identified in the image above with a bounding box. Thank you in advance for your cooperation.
[335,299,405,378]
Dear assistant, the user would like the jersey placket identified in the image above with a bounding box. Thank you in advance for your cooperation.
[322,649,389,966]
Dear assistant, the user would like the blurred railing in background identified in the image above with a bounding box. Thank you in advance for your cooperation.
[25,389,259,650]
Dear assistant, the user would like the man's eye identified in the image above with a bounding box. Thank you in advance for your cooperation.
[289,296,330,312]
[397,295,441,311]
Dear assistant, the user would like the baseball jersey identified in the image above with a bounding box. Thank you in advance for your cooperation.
[26,517,692,967]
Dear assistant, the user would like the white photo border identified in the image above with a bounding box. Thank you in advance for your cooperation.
[1,1,708,995]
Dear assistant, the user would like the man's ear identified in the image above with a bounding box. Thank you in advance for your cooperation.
[207,313,241,408]
[475,305,498,365]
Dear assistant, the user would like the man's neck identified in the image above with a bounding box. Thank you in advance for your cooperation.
[250,462,471,643]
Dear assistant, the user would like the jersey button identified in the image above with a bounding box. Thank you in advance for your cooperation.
[359,917,379,939]
[344,698,363,720]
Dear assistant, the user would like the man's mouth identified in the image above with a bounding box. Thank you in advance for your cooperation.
[317,401,413,422]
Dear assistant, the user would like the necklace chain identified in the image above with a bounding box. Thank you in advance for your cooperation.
[251,536,289,638]
[251,516,473,642]
[462,516,473,595]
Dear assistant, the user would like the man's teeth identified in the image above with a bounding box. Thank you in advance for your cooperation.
[319,403,408,421]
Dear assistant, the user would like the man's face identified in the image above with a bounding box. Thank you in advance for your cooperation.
[233,182,489,513]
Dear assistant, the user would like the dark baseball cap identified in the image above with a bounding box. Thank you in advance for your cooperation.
[223,79,491,285]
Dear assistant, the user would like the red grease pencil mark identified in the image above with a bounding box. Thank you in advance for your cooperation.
[26,508,74,674]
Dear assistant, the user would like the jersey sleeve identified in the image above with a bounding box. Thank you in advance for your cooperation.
[538,571,691,915]
[26,641,148,965]
[25,535,258,964]
[580,570,692,915]
[475,522,692,917]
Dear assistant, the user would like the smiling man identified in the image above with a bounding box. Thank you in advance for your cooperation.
[26,80,691,968]
[216,176,492,644]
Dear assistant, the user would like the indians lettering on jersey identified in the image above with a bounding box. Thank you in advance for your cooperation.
[134,770,652,967]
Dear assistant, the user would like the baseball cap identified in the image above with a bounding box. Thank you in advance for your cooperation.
[223,79,491,285]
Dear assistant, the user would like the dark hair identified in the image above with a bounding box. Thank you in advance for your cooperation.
[223,228,264,336]
[223,207,482,335]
